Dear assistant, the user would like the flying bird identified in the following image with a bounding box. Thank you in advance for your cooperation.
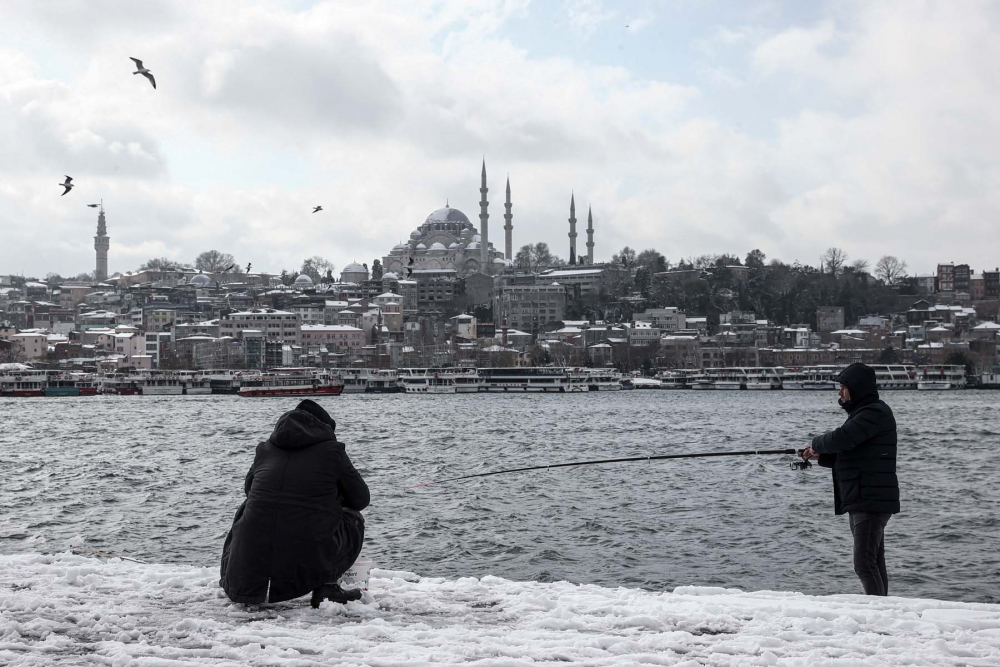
[86,203,99,208]
[363,263,368,271]
[408,256,415,265]
[223,263,236,273]
[58,176,74,196]
[406,268,413,278]
[312,206,323,213]
[246,262,252,274]
[129,57,156,89]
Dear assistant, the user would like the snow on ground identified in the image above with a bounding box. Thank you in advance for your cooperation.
[2,553,999,666]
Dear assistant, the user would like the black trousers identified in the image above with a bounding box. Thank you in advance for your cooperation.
[328,508,365,585]
[849,512,891,596]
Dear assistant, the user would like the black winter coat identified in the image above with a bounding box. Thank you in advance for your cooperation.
[220,402,370,603]
[811,363,900,516]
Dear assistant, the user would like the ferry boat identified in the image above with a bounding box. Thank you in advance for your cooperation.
[196,369,247,394]
[705,368,746,390]
[917,365,966,390]
[138,374,186,395]
[0,370,49,397]
[689,373,714,390]
[44,373,99,397]
[567,368,622,392]
[783,366,841,390]
[177,371,212,395]
[744,367,784,390]
[340,368,373,394]
[977,372,1000,389]
[237,369,344,397]
[365,370,403,393]
[478,367,571,392]
[654,370,694,389]
[630,377,663,389]
[870,364,917,390]
[398,368,483,394]
[99,373,142,395]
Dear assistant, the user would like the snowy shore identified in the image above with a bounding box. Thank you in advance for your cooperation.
[1,552,999,666]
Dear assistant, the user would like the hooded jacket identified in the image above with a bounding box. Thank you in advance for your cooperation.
[811,363,900,515]
[220,400,370,604]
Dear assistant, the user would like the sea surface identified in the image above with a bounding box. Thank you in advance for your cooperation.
[1,390,997,603]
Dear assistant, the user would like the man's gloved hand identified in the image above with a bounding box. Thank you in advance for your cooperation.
[801,445,819,461]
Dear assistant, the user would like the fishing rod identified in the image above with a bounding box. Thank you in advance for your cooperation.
[410,448,811,488]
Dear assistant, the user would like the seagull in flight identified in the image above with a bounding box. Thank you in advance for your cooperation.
[129,57,156,89]
[58,176,74,196]
[223,263,236,273]
[86,203,99,208]
[312,206,323,213]
[246,262,252,274]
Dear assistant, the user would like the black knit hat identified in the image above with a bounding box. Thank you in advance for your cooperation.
[296,399,336,431]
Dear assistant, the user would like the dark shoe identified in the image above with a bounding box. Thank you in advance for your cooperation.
[310,583,363,608]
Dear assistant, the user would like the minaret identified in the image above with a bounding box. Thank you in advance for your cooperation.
[479,159,489,274]
[94,202,110,282]
[586,205,594,264]
[568,193,578,265]
[503,176,513,261]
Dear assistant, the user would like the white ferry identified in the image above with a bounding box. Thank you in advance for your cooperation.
[744,367,784,390]
[630,377,663,389]
[478,367,571,392]
[567,368,622,392]
[783,366,841,390]
[917,365,966,390]
[177,371,212,395]
[196,369,249,394]
[705,368,746,390]
[0,370,54,397]
[238,369,344,397]
[340,368,373,394]
[978,372,1000,389]
[654,370,695,389]
[870,364,917,390]
[398,368,483,394]
[689,373,714,390]
[137,373,186,395]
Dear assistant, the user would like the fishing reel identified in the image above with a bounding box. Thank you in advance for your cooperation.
[790,449,812,470]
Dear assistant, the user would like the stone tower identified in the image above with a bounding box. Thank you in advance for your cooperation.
[503,176,513,261]
[94,203,110,282]
[479,159,489,275]
[586,205,594,264]
[568,193,577,265]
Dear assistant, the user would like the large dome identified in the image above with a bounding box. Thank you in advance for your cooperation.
[344,262,366,273]
[294,274,314,286]
[190,274,211,287]
[424,206,470,225]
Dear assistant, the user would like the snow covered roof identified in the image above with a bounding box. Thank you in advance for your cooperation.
[301,324,363,332]
[831,329,866,335]
[973,321,1000,329]
[542,269,604,277]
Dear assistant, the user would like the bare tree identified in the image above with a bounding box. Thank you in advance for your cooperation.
[822,247,848,275]
[0,343,26,364]
[875,255,908,285]
[850,258,870,273]
[194,250,237,273]
[301,256,335,282]
[140,257,181,272]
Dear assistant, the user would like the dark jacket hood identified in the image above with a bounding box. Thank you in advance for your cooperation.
[836,363,879,407]
[268,400,338,451]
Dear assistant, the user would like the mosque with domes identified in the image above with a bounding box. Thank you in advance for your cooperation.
[383,161,508,279]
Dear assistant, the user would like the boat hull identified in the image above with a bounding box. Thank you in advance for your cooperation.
[239,385,344,397]
[44,387,81,397]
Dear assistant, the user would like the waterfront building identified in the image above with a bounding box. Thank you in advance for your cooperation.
[219,309,301,344]
[633,307,686,332]
[11,331,47,359]
[299,324,365,358]
[494,283,567,334]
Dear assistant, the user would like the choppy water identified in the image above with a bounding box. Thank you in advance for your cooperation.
[1,391,998,602]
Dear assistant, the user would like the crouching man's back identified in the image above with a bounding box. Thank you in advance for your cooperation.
[220,399,369,606]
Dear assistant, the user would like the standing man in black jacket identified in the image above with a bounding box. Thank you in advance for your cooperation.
[801,363,900,596]
[221,399,370,607]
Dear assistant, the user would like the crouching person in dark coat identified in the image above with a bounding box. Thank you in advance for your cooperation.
[220,399,370,607]
[801,363,900,596]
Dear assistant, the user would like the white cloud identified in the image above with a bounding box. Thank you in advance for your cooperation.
[1,0,1000,279]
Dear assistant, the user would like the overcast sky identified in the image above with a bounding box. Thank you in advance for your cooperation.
[2,0,998,279]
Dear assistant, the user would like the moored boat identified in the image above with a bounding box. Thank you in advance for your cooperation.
[478,367,570,392]
[237,370,344,397]
[917,364,966,390]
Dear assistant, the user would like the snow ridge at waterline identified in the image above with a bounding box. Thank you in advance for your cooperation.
[1,552,998,666]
